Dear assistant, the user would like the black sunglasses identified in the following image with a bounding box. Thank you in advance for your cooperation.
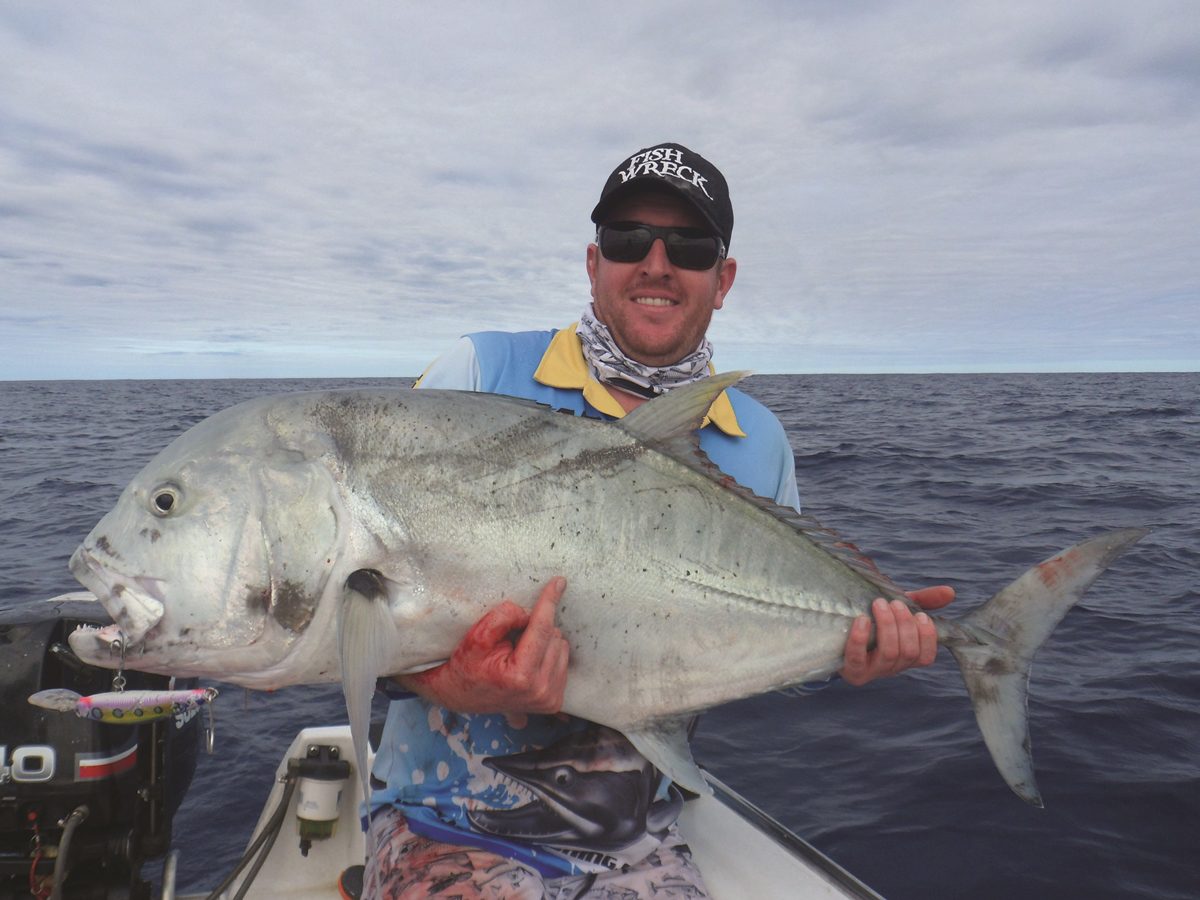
[596,222,726,271]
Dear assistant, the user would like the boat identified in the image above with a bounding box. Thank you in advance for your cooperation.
[3,596,882,900]
[171,726,883,900]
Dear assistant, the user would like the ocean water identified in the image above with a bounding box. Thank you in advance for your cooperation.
[1,373,1196,899]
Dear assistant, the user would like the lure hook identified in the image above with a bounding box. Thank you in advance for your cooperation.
[110,631,128,692]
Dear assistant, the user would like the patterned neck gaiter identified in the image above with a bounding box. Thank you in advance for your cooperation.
[576,305,714,399]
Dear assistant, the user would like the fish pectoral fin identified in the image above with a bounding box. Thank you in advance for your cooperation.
[28,688,83,712]
[338,568,399,838]
[392,659,448,675]
[624,719,711,797]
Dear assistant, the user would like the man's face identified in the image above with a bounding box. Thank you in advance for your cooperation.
[586,191,737,367]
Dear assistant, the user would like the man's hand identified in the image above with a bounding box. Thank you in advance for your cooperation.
[840,586,955,686]
[400,577,570,726]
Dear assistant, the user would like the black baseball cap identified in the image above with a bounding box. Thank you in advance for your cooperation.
[591,142,734,249]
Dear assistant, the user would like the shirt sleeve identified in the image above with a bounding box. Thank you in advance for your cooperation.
[413,337,483,391]
[774,445,802,513]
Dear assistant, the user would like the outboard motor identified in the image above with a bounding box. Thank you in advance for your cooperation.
[0,598,201,899]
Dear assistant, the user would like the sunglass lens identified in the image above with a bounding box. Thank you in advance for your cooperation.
[665,234,720,270]
[600,226,652,263]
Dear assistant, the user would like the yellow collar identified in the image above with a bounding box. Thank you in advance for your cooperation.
[532,324,746,437]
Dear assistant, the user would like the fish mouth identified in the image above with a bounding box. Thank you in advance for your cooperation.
[69,544,166,647]
[468,794,582,843]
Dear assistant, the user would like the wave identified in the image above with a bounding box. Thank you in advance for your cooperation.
[1,372,1196,899]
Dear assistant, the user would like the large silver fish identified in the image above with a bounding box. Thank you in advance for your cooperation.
[66,373,1146,806]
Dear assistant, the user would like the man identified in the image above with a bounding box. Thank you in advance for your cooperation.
[364,142,953,899]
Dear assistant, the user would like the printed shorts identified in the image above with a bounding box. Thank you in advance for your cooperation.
[362,806,710,900]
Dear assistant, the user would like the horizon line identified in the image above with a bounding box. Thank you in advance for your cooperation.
[2,369,1197,384]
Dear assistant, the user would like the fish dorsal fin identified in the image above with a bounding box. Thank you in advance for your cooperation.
[704,472,910,604]
[780,510,911,604]
[618,370,749,446]
[620,372,908,605]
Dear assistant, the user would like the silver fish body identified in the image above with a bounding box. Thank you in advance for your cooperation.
[66,375,1146,802]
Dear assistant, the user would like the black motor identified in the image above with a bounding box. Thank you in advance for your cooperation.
[0,599,201,899]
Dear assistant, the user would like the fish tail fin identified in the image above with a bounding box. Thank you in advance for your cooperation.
[338,569,397,842]
[944,527,1148,806]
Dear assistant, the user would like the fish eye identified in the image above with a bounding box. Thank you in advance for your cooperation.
[150,485,182,517]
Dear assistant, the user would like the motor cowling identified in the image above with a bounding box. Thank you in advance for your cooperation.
[0,599,201,899]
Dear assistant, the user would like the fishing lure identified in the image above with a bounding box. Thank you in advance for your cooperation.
[28,686,219,724]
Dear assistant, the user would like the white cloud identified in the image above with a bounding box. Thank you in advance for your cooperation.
[1,0,1197,378]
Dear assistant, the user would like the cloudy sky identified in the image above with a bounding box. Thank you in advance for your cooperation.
[2,1,1197,379]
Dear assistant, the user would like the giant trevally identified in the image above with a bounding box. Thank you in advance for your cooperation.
[66,372,1146,807]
